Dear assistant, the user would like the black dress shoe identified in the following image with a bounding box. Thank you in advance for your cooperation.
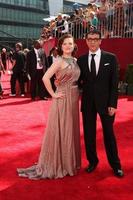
[113,169,124,178]
[86,163,98,173]
[31,98,35,101]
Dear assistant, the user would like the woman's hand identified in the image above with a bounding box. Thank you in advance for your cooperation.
[52,91,65,99]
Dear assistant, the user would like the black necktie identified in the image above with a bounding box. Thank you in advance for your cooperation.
[90,54,96,78]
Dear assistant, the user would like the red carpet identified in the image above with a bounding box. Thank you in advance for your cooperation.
[0,74,133,200]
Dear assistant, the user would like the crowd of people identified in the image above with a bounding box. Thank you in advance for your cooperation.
[41,0,133,40]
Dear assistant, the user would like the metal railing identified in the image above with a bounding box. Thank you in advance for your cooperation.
[41,3,133,39]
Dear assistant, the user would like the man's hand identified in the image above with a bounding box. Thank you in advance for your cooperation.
[108,107,116,116]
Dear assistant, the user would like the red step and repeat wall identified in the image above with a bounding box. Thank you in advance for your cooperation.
[43,38,133,80]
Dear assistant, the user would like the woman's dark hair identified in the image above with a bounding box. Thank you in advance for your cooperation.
[86,30,101,39]
[49,47,58,56]
[57,34,77,57]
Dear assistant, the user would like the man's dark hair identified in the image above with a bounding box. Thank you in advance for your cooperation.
[33,40,40,46]
[86,30,101,39]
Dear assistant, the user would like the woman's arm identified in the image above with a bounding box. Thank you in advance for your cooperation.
[42,59,64,99]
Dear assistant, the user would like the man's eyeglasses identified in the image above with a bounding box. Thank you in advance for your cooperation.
[87,38,101,42]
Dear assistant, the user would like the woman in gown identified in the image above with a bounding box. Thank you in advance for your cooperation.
[17,34,81,179]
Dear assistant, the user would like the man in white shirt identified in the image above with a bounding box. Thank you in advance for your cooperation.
[26,40,49,100]
[77,29,124,178]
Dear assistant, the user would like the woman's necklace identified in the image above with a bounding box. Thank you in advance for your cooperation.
[62,57,74,65]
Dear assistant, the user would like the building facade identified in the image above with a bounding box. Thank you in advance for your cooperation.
[63,0,88,14]
[0,0,49,48]
[48,0,88,16]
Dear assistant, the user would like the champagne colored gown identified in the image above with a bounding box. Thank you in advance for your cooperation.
[17,57,81,179]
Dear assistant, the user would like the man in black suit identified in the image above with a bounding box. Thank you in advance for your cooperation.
[10,42,25,96]
[77,30,124,177]
[26,40,49,100]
